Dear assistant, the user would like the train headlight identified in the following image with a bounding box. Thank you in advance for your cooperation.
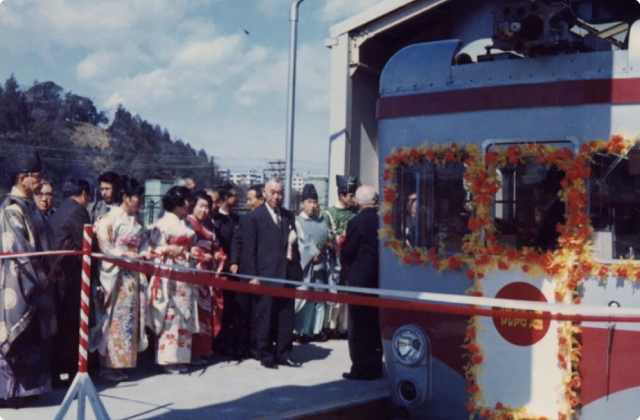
[392,324,427,366]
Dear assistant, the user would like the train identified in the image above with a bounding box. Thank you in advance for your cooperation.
[327,0,640,419]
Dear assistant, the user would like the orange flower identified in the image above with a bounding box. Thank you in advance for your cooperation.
[472,354,484,364]
[559,336,568,345]
[472,291,484,297]
[410,148,420,159]
[495,402,503,410]
[498,261,509,270]
[466,328,476,338]
[569,394,578,408]
[448,256,462,270]
[444,151,455,161]
[480,409,490,418]
[506,249,519,261]
[382,213,393,224]
[403,256,413,264]
[485,152,498,164]
[571,375,582,389]
[521,264,530,273]
[466,269,475,279]
[468,217,480,231]
[426,149,436,161]
[598,265,609,277]
[466,384,479,393]
[465,403,475,412]
[467,343,479,354]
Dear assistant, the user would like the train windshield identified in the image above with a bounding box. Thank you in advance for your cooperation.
[489,141,574,252]
[393,161,468,253]
[590,148,640,259]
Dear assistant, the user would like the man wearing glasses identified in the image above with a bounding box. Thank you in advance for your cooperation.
[0,149,57,406]
[35,181,55,219]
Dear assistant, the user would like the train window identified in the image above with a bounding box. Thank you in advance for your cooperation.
[491,145,571,252]
[589,150,640,259]
[394,161,469,253]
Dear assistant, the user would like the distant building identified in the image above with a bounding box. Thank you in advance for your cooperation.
[143,179,174,227]
[230,169,265,186]
[291,173,329,211]
[217,169,231,183]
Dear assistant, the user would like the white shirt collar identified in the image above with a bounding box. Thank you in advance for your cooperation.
[266,203,280,225]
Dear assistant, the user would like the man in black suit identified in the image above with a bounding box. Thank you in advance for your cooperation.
[212,185,242,357]
[340,185,383,380]
[241,178,302,369]
[49,179,91,387]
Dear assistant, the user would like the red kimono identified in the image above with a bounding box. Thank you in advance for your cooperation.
[185,215,226,358]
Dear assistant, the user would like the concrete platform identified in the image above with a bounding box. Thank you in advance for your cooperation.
[0,340,389,420]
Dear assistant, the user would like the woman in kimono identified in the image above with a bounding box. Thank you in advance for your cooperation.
[143,186,197,374]
[185,191,226,365]
[93,176,146,382]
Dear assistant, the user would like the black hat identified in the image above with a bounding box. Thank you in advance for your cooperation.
[301,184,318,201]
[7,150,42,175]
[336,175,357,195]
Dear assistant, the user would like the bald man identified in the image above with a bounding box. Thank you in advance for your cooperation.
[340,185,383,380]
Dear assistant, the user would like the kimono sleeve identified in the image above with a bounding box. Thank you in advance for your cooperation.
[1,207,47,286]
[142,225,168,255]
[95,215,124,257]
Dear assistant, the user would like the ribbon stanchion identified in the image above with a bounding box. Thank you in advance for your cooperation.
[54,225,110,420]
[94,253,640,324]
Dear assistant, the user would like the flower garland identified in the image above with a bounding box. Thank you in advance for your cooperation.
[379,134,638,420]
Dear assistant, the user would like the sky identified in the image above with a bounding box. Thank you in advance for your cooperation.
[0,0,385,175]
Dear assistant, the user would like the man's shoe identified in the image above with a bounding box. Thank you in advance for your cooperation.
[278,358,302,368]
[261,360,279,369]
[342,372,381,381]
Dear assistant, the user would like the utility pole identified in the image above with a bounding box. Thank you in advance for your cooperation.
[284,0,305,209]
[265,159,286,181]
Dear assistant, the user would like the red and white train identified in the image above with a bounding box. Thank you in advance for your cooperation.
[327,1,640,419]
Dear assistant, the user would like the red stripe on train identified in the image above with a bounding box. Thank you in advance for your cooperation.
[580,327,640,406]
[376,78,640,119]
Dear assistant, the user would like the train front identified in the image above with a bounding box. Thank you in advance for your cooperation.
[376,1,640,419]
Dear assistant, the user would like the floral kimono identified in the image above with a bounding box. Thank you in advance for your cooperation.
[143,212,197,365]
[185,215,226,358]
[93,206,147,369]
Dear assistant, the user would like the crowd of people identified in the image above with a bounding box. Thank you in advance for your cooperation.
[0,148,383,407]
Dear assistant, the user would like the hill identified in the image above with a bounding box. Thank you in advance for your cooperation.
[0,76,219,197]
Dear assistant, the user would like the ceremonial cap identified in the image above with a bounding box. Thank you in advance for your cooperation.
[301,184,318,201]
[336,175,357,195]
[7,149,42,175]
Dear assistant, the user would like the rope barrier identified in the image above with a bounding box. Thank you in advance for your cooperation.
[1,245,640,322]
[94,253,640,323]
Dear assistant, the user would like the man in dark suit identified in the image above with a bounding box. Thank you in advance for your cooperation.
[240,178,302,369]
[340,185,383,380]
[212,186,241,357]
[49,179,91,387]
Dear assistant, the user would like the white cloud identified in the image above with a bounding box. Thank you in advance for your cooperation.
[257,0,291,17]
[234,43,329,112]
[319,0,385,22]
[103,34,272,114]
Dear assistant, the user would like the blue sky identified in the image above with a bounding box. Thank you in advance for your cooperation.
[0,0,384,175]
